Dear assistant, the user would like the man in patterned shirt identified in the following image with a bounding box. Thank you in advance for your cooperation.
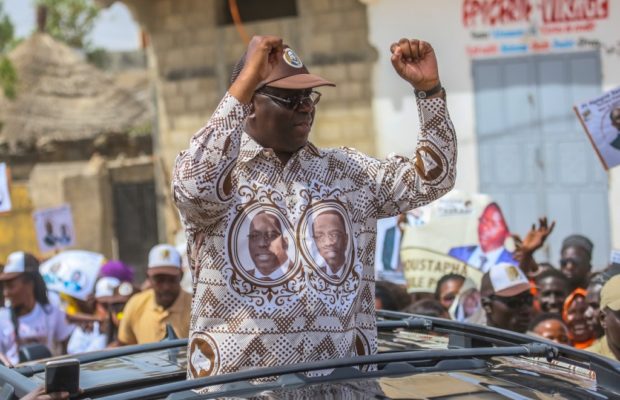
[173,35,457,379]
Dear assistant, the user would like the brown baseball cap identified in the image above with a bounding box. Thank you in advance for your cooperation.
[232,46,335,90]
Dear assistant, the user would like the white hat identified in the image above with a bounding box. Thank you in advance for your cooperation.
[489,262,530,297]
[147,244,182,276]
[95,277,121,299]
[0,251,40,281]
[95,277,135,303]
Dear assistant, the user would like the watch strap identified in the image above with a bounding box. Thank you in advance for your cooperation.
[414,82,443,99]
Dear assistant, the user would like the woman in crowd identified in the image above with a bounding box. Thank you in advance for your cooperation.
[0,252,74,365]
[434,273,465,310]
[563,288,595,349]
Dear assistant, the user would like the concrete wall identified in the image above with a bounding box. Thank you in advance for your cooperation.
[26,156,155,262]
[0,183,39,261]
[28,159,113,258]
[115,0,378,242]
[365,0,620,255]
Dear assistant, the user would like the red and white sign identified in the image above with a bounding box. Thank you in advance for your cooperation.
[463,0,609,27]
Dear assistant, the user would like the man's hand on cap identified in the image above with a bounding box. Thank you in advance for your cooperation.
[390,38,440,93]
[230,35,284,103]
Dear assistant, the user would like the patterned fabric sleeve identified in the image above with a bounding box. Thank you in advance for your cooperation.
[375,95,457,218]
[172,93,252,231]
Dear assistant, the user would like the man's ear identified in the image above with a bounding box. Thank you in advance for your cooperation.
[481,297,492,314]
[599,308,607,330]
[247,96,257,118]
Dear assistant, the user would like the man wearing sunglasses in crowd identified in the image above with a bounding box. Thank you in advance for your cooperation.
[480,262,535,333]
[173,35,457,380]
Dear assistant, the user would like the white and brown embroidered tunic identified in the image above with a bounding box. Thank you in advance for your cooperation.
[173,92,457,378]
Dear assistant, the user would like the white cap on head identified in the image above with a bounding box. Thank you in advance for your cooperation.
[147,244,182,277]
[95,277,121,299]
[489,262,530,297]
[0,251,39,281]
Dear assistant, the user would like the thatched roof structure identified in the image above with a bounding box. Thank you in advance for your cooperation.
[0,33,151,156]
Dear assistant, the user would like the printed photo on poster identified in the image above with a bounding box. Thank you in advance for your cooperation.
[400,190,516,293]
[0,163,12,213]
[40,250,105,301]
[33,204,75,253]
[574,86,620,170]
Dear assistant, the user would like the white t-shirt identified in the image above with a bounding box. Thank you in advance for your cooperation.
[0,311,17,364]
[0,303,75,364]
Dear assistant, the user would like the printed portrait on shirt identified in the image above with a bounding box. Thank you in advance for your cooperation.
[188,333,220,378]
[228,203,299,286]
[299,201,354,284]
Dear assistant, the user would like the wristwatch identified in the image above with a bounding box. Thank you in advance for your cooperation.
[414,82,443,99]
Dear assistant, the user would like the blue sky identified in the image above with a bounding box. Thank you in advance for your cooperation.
[4,0,140,51]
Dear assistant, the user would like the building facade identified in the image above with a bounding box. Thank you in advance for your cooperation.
[106,0,620,268]
[365,0,620,268]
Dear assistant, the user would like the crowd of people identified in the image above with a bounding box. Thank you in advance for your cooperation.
[375,222,620,362]
[0,244,192,368]
[1,225,617,371]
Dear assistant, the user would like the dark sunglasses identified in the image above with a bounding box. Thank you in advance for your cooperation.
[489,293,533,309]
[255,90,321,110]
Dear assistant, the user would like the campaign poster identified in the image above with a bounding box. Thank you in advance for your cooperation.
[400,190,516,293]
[0,163,12,213]
[40,250,105,301]
[375,215,403,284]
[574,86,620,170]
[33,204,75,253]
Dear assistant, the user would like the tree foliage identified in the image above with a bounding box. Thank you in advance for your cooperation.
[0,0,17,99]
[36,0,99,49]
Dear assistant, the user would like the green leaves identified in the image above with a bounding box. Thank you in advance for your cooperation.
[0,0,16,99]
[36,0,100,49]
[0,56,16,99]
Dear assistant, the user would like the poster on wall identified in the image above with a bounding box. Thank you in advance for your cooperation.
[0,163,11,213]
[400,190,517,293]
[574,86,620,170]
[33,204,75,253]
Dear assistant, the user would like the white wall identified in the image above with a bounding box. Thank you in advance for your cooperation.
[365,0,620,256]
[366,0,478,192]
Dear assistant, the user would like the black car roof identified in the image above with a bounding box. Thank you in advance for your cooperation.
[1,311,619,399]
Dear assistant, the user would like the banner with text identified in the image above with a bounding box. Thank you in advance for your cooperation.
[401,190,516,293]
[462,0,616,58]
